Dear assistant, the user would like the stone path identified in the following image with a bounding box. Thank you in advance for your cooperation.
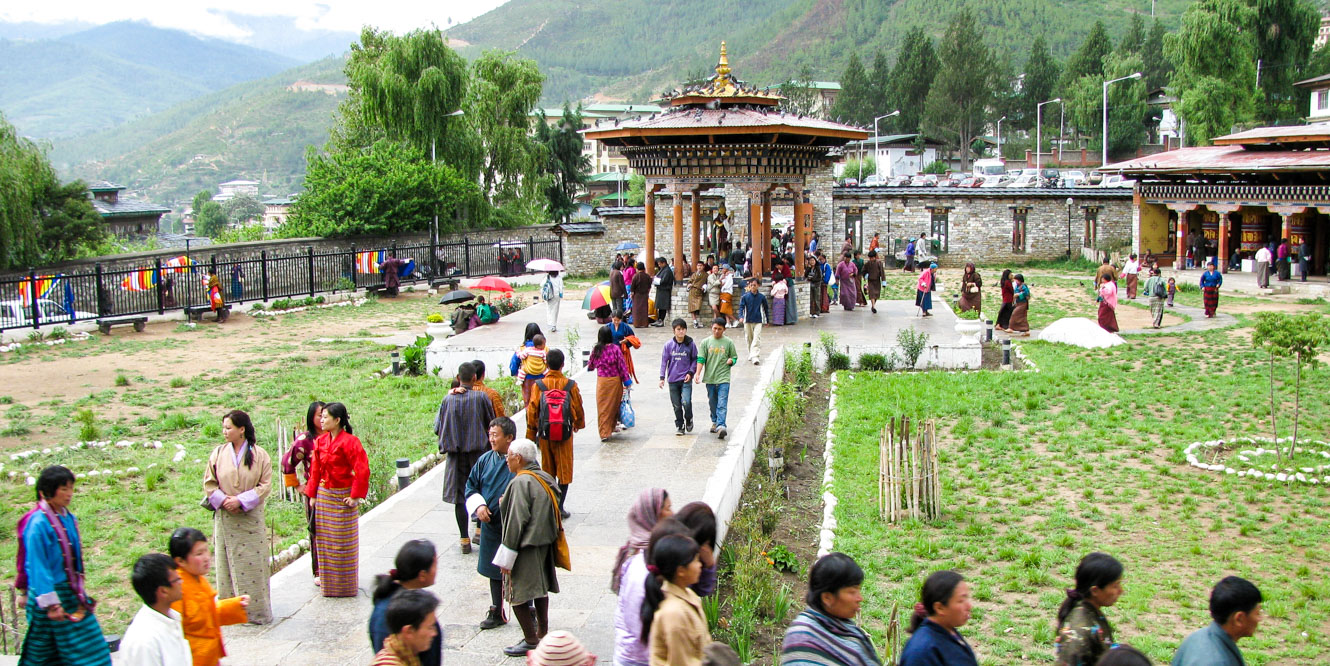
[219,295,961,665]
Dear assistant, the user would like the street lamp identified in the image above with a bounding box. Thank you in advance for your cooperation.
[431,108,466,275]
[1037,98,1061,172]
[1102,73,1142,167]
[1066,197,1074,258]
[873,111,900,178]
[996,116,1007,160]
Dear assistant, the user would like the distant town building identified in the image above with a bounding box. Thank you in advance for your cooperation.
[287,80,350,95]
[774,80,841,118]
[1317,14,1330,49]
[262,197,296,232]
[843,134,945,178]
[533,103,664,174]
[583,171,631,206]
[89,182,170,237]
[213,179,260,203]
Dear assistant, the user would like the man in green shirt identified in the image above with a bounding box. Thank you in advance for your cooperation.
[695,317,739,439]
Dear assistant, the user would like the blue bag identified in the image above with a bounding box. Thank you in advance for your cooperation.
[619,392,636,428]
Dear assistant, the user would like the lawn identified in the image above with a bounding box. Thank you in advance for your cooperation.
[829,328,1330,665]
[0,291,523,639]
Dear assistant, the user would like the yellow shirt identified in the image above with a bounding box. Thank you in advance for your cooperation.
[171,568,247,666]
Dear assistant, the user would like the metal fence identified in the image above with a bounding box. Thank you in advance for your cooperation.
[0,236,562,332]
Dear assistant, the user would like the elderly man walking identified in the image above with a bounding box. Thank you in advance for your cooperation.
[437,362,496,555]
[493,439,566,658]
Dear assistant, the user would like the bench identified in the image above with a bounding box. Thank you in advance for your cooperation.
[429,277,461,290]
[184,305,230,322]
[365,284,388,295]
[96,316,147,335]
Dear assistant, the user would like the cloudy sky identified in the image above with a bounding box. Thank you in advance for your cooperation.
[1,0,508,40]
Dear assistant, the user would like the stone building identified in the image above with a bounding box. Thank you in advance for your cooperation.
[89,182,170,237]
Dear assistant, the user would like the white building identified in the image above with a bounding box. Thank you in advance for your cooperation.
[1295,73,1330,123]
[843,134,944,178]
[213,179,260,203]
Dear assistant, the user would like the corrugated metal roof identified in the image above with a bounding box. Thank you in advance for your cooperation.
[585,107,867,135]
[94,198,171,218]
[833,186,1131,198]
[1105,145,1330,173]
[554,222,607,234]
[1295,73,1330,88]
[1211,124,1330,145]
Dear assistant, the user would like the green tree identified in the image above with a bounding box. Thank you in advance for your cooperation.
[867,50,891,123]
[194,201,227,238]
[779,65,821,117]
[1251,0,1320,122]
[1063,20,1112,84]
[831,53,872,125]
[468,50,545,207]
[1306,42,1330,78]
[36,180,105,262]
[888,27,938,135]
[1118,12,1146,55]
[1166,0,1258,144]
[923,8,998,170]
[224,193,265,226]
[1103,53,1149,159]
[1142,19,1174,91]
[0,111,48,269]
[1252,311,1330,463]
[1018,36,1061,133]
[625,173,645,206]
[537,102,589,224]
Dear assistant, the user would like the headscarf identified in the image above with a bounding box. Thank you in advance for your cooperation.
[610,487,669,592]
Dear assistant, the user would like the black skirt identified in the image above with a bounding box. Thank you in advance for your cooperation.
[996,302,1014,328]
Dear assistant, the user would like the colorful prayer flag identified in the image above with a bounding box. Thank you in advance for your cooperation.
[163,256,194,274]
[18,275,58,308]
[355,250,386,274]
[120,268,158,292]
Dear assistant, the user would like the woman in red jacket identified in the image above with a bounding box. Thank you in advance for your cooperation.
[304,402,370,598]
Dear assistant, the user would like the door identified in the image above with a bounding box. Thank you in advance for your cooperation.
[845,211,863,253]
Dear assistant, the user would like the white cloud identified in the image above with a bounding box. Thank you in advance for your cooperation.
[1,0,506,40]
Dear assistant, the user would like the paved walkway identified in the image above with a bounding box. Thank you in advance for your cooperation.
[220,295,961,664]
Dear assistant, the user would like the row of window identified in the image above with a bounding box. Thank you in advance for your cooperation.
[841,206,1101,254]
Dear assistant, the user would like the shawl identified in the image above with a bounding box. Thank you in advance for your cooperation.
[780,608,881,666]
[916,270,933,292]
[1097,282,1118,309]
[610,487,669,593]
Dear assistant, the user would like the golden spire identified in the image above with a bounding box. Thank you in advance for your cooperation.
[715,41,732,85]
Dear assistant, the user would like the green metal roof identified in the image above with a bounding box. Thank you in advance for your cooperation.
[593,192,628,202]
[587,172,631,182]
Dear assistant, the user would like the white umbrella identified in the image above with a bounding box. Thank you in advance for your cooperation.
[526,258,564,272]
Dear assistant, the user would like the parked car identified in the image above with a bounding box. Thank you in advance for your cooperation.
[840,177,859,187]
[889,175,912,187]
[972,158,1006,178]
[980,175,1010,187]
[1060,170,1086,187]
[1097,174,1137,188]
[936,176,958,187]
[957,176,981,188]
[1007,174,1039,188]
[0,299,98,329]
[861,174,888,187]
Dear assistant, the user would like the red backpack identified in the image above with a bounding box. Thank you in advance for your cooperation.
[536,379,576,441]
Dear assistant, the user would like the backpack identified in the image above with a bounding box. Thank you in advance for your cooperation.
[536,379,576,441]
[1153,279,1167,299]
[541,278,554,301]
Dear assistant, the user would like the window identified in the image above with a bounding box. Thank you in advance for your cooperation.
[1011,207,1028,253]
[930,208,950,253]
[1318,90,1329,111]
[1083,207,1100,249]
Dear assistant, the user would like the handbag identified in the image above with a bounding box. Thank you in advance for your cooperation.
[200,446,220,512]
[518,471,572,571]
[619,392,636,429]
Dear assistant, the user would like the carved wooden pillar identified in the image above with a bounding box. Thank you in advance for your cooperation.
[672,192,685,275]
[690,188,702,269]
[760,191,773,277]
[644,184,663,276]
[1166,202,1197,270]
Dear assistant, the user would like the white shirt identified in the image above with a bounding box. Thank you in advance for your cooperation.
[119,604,192,666]
[543,274,563,301]
[1255,247,1272,263]
[1122,259,1141,275]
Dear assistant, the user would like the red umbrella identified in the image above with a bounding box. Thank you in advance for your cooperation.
[471,276,514,292]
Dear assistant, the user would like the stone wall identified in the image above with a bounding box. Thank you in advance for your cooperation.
[830,188,1133,266]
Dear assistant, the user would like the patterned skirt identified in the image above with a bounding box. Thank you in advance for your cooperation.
[22,581,111,665]
[215,506,272,623]
[313,486,359,597]
[1203,286,1219,315]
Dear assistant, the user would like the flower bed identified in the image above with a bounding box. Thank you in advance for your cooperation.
[1183,437,1330,484]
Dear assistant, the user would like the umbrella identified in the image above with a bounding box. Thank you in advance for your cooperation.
[581,282,613,310]
[615,241,642,251]
[526,258,564,272]
[439,290,474,305]
[471,276,513,292]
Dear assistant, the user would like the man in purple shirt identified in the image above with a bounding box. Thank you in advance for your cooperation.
[659,318,699,436]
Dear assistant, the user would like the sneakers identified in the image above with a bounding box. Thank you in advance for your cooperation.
[460,538,472,554]
[676,427,685,436]
[479,605,507,630]
[686,421,694,433]
[709,424,718,433]
[717,426,727,439]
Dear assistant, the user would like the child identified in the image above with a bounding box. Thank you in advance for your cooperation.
[1166,277,1177,307]
[659,319,698,436]
[372,590,441,666]
[169,527,248,666]
[696,317,738,439]
[517,333,548,405]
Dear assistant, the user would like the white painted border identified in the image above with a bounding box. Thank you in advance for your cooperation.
[817,371,841,558]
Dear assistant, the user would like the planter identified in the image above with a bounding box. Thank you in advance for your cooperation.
[953,318,983,344]
[425,322,453,339]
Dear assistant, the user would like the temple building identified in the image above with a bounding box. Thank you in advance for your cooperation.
[1107,125,1330,277]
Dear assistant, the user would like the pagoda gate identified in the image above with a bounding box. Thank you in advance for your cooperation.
[584,43,868,277]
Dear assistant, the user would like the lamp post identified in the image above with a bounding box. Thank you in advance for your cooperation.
[1066,197,1074,258]
[873,111,900,178]
[1102,73,1142,167]
[431,108,466,275]
[1036,99,1061,172]
[1058,103,1066,164]
[996,116,1006,160]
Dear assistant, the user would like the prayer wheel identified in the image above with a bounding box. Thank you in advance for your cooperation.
[1240,212,1265,252]
[1202,211,1219,242]
[1290,218,1310,247]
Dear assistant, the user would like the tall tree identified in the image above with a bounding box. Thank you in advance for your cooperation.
[923,8,998,170]
[779,65,821,117]
[1119,13,1147,55]
[1166,0,1258,144]
[36,180,104,262]
[1103,53,1150,159]
[223,194,265,226]
[538,103,590,224]
[1251,0,1320,122]
[1018,36,1062,133]
[1063,20,1113,85]
[1142,19,1174,91]
[467,50,546,207]
[888,27,938,135]
[867,50,892,125]
[831,53,873,126]
[0,111,47,269]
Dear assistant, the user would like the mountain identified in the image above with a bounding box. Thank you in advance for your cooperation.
[214,13,359,63]
[51,57,347,209]
[445,0,1192,104]
[0,21,297,139]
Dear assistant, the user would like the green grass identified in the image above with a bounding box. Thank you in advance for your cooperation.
[830,330,1330,665]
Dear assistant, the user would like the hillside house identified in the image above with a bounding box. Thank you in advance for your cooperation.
[774,80,841,118]
[262,197,295,232]
[843,134,945,178]
[89,182,169,237]
[287,80,350,95]
[213,179,260,203]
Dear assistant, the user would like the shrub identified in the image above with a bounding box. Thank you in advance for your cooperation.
[827,352,851,371]
[426,313,444,323]
[315,295,326,304]
[114,374,129,387]
[335,277,355,292]
[955,308,981,320]
[402,334,432,376]
[818,331,838,363]
[75,408,98,441]
[1177,282,1200,293]
[858,353,889,371]
[493,294,525,316]
[897,328,930,369]
[26,330,45,343]
[47,327,69,340]
[249,304,265,312]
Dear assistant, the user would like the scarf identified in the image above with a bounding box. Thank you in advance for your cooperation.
[378,634,422,666]
[38,500,93,612]
[782,608,881,666]
[610,487,668,592]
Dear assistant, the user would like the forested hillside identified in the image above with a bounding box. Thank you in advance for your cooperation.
[51,57,346,208]
[446,0,1192,103]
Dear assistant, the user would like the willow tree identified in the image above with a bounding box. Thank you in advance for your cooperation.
[467,50,545,209]
[1166,0,1258,144]
[0,112,48,269]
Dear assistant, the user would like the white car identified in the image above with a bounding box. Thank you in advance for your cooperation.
[861,174,888,187]
[1061,171,1086,187]
[980,175,1009,188]
[1098,175,1137,188]
[0,299,97,329]
[1007,174,1039,188]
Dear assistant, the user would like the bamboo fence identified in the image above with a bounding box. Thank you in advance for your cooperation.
[878,417,941,522]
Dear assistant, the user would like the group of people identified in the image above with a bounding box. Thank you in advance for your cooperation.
[496,246,526,277]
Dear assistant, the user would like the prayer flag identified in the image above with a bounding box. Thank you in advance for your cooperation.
[355,250,386,274]
[121,269,158,292]
[18,275,59,308]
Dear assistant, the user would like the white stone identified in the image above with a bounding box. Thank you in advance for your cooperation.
[88,470,100,477]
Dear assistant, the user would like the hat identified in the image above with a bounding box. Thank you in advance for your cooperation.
[929,262,938,269]
[527,630,595,666]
